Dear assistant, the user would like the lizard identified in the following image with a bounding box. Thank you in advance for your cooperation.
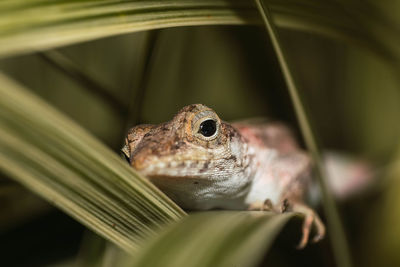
[122,103,326,248]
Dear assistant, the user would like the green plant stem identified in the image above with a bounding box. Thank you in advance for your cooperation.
[254,1,352,267]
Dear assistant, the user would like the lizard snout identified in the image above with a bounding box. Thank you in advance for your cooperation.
[129,144,173,175]
[129,149,155,172]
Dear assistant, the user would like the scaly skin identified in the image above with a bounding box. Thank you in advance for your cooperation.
[123,104,325,248]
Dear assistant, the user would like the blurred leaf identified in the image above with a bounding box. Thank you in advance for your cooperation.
[0,183,52,232]
[363,152,400,267]
[125,211,294,267]
[0,72,186,253]
[254,1,351,266]
[75,231,111,267]
[341,48,400,159]
[39,50,127,117]
[0,0,398,67]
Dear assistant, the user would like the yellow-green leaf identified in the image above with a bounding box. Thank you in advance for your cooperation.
[127,211,294,267]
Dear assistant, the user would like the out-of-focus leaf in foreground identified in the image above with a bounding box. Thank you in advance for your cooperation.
[124,211,294,267]
[0,73,185,253]
[0,0,398,66]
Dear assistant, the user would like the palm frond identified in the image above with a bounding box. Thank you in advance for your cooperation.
[0,0,398,67]
[0,72,186,253]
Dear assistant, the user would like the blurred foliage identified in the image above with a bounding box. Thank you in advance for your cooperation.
[127,211,293,267]
[0,73,185,252]
[0,0,399,267]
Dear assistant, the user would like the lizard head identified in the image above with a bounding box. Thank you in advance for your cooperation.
[123,104,253,209]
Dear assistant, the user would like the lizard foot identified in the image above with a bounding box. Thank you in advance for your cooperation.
[288,202,326,249]
[248,199,325,248]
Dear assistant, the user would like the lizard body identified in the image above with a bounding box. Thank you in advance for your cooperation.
[123,104,325,247]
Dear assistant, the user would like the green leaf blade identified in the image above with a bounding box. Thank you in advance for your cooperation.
[254,1,352,266]
[0,0,397,67]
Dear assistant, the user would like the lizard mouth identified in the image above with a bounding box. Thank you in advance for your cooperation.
[131,155,215,180]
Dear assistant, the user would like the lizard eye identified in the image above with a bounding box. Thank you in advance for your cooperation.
[199,119,217,137]
[191,108,220,140]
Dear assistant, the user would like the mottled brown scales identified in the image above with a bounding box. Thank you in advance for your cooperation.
[123,104,325,248]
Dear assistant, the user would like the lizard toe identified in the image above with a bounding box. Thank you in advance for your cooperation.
[288,201,325,249]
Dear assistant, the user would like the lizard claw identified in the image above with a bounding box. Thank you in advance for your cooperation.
[288,202,326,249]
[297,212,314,249]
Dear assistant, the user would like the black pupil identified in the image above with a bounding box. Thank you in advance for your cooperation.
[199,119,217,137]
